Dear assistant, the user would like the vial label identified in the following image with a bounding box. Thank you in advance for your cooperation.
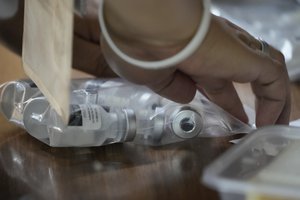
[68,104,102,130]
[79,104,102,130]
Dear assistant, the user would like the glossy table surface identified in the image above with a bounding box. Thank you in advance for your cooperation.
[1,45,300,200]
[0,121,237,200]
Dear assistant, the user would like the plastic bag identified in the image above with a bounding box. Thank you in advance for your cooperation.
[0,78,252,147]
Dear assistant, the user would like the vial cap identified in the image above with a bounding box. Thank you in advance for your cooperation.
[123,109,136,142]
[171,107,203,139]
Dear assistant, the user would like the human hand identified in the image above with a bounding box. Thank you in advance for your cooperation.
[74,0,290,126]
[180,16,290,126]
[101,14,290,127]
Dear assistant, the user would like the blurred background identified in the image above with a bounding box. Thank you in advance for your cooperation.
[0,44,24,83]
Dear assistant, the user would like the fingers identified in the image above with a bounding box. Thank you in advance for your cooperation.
[180,16,291,126]
[252,41,290,126]
[252,58,290,126]
[225,17,286,65]
[199,80,248,123]
[221,17,291,125]
[261,44,290,125]
[148,71,196,104]
[237,45,290,126]
[236,33,290,125]
[276,93,291,124]
[267,45,285,64]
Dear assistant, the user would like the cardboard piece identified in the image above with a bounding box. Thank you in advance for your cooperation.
[22,0,74,123]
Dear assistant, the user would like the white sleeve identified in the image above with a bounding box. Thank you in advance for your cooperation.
[0,0,19,19]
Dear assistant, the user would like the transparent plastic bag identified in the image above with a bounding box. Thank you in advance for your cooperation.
[0,78,253,147]
[0,80,42,127]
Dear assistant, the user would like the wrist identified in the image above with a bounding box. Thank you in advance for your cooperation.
[103,0,204,48]
[99,0,211,69]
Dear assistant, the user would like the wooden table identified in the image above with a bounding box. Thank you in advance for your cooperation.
[0,45,300,200]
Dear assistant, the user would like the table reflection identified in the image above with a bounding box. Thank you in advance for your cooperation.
[0,131,237,200]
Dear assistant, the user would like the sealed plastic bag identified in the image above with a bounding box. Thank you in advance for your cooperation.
[0,78,252,147]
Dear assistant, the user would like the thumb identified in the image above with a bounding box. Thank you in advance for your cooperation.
[148,71,197,103]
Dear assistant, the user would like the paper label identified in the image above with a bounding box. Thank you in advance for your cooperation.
[79,104,102,130]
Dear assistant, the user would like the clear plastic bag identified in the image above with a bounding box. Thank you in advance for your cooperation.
[0,78,253,147]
